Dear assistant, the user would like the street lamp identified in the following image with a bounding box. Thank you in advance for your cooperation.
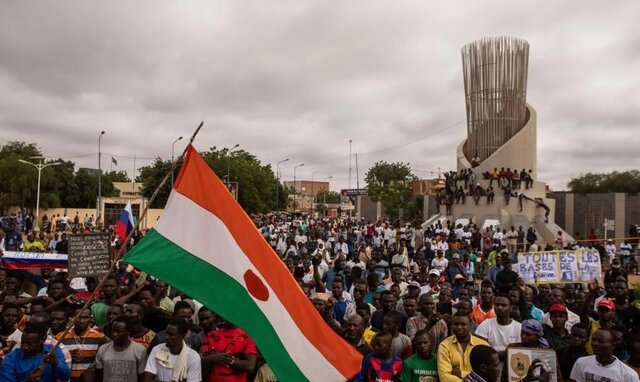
[323,174,334,209]
[226,144,240,184]
[275,158,289,211]
[98,131,105,222]
[293,163,304,212]
[171,136,183,186]
[18,157,62,231]
[311,170,319,215]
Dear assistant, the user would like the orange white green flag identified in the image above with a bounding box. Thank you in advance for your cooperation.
[124,145,362,381]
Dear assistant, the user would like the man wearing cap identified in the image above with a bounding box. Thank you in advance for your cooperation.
[542,288,580,330]
[543,304,572,350]
[452,274,467,300]
[420,269,441,297]
[582,296,617,355]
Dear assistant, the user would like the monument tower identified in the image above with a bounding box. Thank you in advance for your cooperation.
[426,36,572,244]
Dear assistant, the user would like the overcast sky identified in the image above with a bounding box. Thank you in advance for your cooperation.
[1,1,638,192]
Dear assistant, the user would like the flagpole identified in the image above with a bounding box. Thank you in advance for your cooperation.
[31,121,204,377]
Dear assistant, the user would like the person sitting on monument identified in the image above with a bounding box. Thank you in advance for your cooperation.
[471,153,480,168]
[472,184,484,205]
[486,187,495,204]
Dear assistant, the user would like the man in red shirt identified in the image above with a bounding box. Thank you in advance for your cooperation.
[200,318,258,382]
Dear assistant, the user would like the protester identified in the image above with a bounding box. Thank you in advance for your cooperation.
[143,319,202,382]
[0,323,71,382]
[94,316,148,381]
[437,312,489,382]
[399,329,438,382]
[354,331,403,382]
[570,328,639,382]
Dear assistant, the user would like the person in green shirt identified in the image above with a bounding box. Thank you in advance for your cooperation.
[400,329,438,382]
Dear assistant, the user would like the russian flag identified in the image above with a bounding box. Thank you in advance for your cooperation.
[114,202,134,244]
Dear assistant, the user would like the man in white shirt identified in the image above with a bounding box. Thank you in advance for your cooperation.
[506,228,518,254]
[620,240,633,268]
[605,240,617,264]
[144,319,201,382]
[475,294,521,355]
[570,328,639,382]
[430,250,448,273]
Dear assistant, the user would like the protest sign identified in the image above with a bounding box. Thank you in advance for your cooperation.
[507,347,557,382]
[517,249,601,284]
[68,233,110,277]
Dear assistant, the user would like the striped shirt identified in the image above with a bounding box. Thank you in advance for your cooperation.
[56,326,105,379]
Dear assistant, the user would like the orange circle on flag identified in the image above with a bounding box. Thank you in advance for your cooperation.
[244,270,269,301]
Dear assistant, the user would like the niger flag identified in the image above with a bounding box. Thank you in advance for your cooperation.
[124,145,362,381]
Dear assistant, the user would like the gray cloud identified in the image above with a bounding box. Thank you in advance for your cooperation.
[0,1,639,192]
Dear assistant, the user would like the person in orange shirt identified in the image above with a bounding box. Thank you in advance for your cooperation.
[469,285,496,325]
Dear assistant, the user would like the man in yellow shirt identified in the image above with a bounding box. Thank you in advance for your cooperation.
[23,233,45,252]
[437,312,489,382]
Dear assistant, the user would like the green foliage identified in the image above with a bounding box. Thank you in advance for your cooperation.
[365,161,417,218]
[137,158,175,208]
[0,141,119,210]
[105,170,131,183]
[568,171,640,193]
[201,147,279,214]
[315,190,342,204]
[137,147,281,214]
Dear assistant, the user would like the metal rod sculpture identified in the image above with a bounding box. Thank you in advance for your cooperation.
[462,36,529,163]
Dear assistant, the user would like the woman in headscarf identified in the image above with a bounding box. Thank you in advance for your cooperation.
[501,319,559,382]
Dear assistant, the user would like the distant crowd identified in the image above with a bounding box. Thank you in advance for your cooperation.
[0,211,640,381]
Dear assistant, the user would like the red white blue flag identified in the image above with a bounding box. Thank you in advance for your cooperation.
[114,202,134,243]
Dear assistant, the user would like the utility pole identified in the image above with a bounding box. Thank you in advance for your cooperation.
[226,144,240,185]
[311,170,319,216]
[355,153,360,190]
[18,157,62,231]
[97,131,105,222]
[276,158,289,211]
[348,139,352,189]
[293,163,304,212]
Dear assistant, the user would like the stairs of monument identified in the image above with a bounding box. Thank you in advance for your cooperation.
[533,215,575,246]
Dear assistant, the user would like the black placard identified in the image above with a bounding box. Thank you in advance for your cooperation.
[68,233,110,277]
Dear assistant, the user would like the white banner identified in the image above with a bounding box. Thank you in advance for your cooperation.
[516,249,601,284]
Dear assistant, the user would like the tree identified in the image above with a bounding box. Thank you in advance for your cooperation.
[568,171,640,193]
[0,142,60,210]
[137,158,175,208]
[105,170,131,183]
[0,141,120,210]
[137,147,280,214]
[365,161,417,218]
[315,190,342,204]
[201,147,279,214]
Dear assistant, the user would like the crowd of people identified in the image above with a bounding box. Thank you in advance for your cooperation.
[1,212,640,381]
[1,211,97,236]
[436,167,536,215]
